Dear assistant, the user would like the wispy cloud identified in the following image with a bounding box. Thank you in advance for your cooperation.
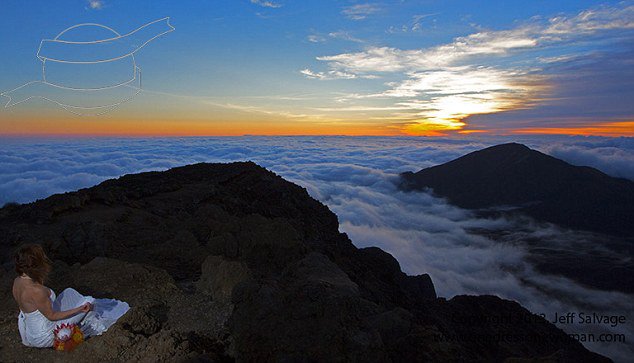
[250,0,282,8]
[387,13,440,33]
[306,4,634,135]
[306,31,364,44]
[342,3,380,20]
[411,13,438,31]
[537,54,585,63]
[300,68,378,80]
[202,100,320,120]
[307,34,326,43]
[543,5,634,35]
[328,30,364,43]
[86,0,104,10]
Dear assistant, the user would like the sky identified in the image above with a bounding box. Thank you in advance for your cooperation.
[0,0,633,136]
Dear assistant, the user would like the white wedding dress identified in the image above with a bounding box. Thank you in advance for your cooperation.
[17,287,130,348]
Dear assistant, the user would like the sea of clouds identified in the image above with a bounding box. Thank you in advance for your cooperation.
[0,135,632,361]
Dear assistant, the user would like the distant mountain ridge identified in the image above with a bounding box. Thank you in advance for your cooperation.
[399,143,634,237]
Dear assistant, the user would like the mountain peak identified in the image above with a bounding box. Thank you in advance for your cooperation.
[483,142,531,151]
[400,143,634,236]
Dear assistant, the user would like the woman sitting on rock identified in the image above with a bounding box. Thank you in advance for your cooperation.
[12,244,129,348]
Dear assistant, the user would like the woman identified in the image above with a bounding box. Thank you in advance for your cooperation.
[12,244,129,348]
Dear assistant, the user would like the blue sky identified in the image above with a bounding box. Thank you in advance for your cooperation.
[0,0,633,136]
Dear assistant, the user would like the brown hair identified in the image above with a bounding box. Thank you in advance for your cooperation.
[14,244,52,284]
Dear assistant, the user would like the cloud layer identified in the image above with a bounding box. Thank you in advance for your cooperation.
[0,135,632,361]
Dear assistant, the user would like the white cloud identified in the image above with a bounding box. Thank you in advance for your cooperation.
[307,34,326,43]
[388,13,440,33]
[318,46,412,73]
[538,140,634,180]
[342,3,380,20]
[385,67,541,97]
[328,31,364,43]
[544,5,634,36]
[300,68,378,80]
[537,54,583,63]
[306,31,364,44]
[250,0,282,8]
[87,0,104,10]
[412,13,439,31]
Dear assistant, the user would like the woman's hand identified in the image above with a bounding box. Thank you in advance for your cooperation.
[79,302,93,313]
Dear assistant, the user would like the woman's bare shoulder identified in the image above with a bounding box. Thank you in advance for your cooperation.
[31,284,50,296]
[13,279,49,312]
[14,279,49,297]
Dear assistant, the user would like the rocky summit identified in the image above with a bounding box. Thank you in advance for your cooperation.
[0,162,609,362]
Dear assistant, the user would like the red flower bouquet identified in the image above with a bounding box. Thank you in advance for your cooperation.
[53,323,84,351]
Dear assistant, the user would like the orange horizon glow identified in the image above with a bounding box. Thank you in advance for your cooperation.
[511,121,634,137]
[2,116,633,138]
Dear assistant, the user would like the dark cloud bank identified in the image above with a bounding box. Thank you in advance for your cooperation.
[0,135,632,361]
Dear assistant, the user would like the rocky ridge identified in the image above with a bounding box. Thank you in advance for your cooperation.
[0,162,609,362]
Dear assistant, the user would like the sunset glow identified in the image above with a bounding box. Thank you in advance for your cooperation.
[513,121,634,137]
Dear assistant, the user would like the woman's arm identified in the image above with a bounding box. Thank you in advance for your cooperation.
[33,288,91,321]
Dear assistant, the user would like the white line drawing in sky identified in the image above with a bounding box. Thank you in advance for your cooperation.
[1,17,174,116]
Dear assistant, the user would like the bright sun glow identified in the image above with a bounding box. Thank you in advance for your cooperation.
[393,68,547,135]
